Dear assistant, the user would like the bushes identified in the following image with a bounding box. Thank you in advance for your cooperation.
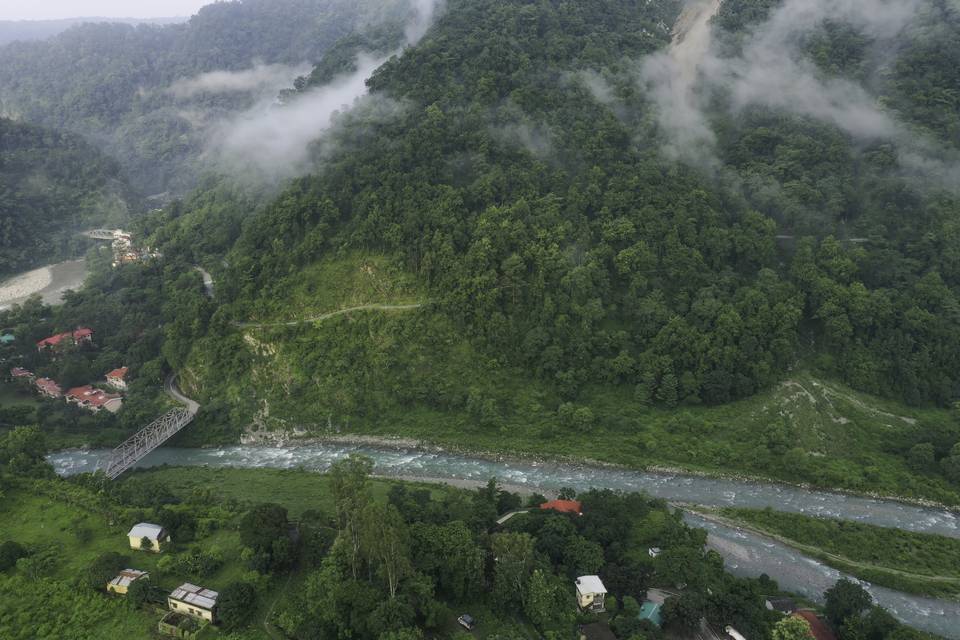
[85,552,128,591]
[157,547,223,580]
[217,581,257,630]
[0,541,27,571]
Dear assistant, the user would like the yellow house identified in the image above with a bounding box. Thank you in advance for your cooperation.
[168,583,219,622]
[128,522,170,552]
[575,575,607,612]
[107,568,148,595]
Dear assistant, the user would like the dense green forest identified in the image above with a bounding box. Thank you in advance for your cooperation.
[109,0,959,500]
[0,17,184,47]
[0,0,417,194]
[178,0,960,409]
[0,117,133,275]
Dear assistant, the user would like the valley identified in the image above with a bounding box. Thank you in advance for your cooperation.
[1,0,960,639]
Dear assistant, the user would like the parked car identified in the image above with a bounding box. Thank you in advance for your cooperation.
[457,614,476,630]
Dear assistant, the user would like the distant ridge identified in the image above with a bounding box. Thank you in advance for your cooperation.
[0,17,186,46]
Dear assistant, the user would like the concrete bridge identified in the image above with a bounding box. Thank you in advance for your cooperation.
[101,375,199,480]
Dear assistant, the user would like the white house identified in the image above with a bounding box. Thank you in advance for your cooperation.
[575,575,607,612]
[168,583,219,622]
[128,522,170,552]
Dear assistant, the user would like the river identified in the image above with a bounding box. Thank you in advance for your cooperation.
[49,443,960,636]
[0,258,89,310]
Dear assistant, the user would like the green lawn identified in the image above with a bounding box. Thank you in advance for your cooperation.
[130,466,457,519]
[0,467,469,640]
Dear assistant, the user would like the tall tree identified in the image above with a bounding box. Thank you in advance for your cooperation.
[329,454,374,578]
[491,532,535,611]
[359,503,411,599]
[824,578,872,627]
[772,615,814,640]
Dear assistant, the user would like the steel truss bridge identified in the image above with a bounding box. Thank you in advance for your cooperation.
[82,229,123,240]
[102,378,199,479]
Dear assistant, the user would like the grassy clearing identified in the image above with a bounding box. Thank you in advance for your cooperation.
[246,252,423,323]
[0,485,206,639]
[129,466,457,519]
[718,508,960,599]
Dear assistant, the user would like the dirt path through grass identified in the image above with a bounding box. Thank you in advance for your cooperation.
[234,302,427,329]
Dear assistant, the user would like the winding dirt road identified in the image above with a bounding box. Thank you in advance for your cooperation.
[234,302,426,329]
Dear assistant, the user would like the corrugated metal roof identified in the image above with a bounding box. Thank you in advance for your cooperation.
[169,583,219,610]
[109,569,148,589]
[576,575,607,595]
[128,522,164,539]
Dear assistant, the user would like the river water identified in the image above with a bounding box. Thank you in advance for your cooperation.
[0,258,89,310]
[49,443,960,636]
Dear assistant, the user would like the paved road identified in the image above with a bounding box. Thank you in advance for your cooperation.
[164,374,200,415]
[194,267,215,298]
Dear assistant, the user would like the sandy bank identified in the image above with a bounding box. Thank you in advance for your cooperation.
[0,259,88,310]
[0,265,52,305]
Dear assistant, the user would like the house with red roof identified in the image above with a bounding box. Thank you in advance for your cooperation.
[10,367,34,381]
[66,385,123,413]
[793,611,837,640]
[540,499,583,515]
[36,327,93,352]
[35,377,63,398]
[105,366,129,391]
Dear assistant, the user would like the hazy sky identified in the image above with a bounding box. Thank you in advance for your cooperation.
[0,1,209,20]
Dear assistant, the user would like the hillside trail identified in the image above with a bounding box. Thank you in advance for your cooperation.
[691,508,960,585]
[234,302,427,329]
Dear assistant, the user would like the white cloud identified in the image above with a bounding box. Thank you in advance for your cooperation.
[639,0,927,170]
[206,54,389,180]
[167,63,313,100]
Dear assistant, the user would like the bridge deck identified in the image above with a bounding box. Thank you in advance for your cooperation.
[103,405,196,479]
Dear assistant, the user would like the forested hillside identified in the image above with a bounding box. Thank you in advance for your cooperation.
[0,0,417,194]
[0,117,133,276]
[121,0,960,500]
[0,17,184,46]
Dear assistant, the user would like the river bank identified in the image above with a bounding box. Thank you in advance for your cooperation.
[0,258,89,310]
[238,430,960,512]
[48,442,960,538]
[689,506,960,600]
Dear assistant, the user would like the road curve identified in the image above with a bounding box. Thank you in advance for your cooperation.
[194,266,215,298]
[165,374,200,415]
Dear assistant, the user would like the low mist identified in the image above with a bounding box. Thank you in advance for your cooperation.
[205,55,389,180]
[167,63,312,100]
[638,0,945,179]
[195,0,444,182]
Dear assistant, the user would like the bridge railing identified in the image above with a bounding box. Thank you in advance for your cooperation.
[103,406,195,479]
